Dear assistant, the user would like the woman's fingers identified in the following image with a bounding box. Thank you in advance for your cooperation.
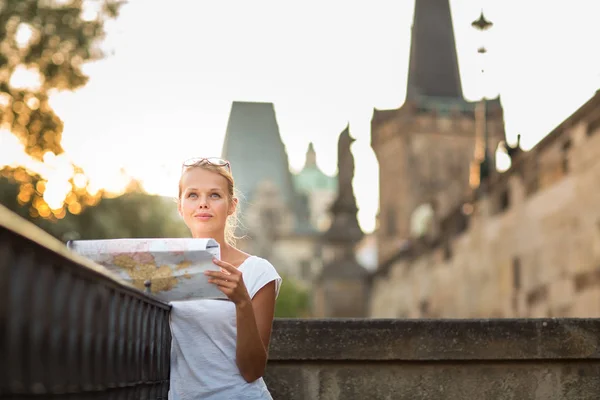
[205,259,251,304]
[212,258,240,275]
[205,270,239,282]
[208,278,236,288]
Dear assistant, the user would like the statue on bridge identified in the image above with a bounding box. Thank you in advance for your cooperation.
[316,124,367,318]
[336,125,356,207]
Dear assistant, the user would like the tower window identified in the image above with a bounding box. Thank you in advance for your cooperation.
[513,257,521,290]
[386,208,397,237]
[497,189,510,213]
[587,116,600,136]
[562,140,571,174]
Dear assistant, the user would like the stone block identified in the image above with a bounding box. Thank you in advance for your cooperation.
[266,319,600,400]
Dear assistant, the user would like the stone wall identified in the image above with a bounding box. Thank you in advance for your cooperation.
[265,318,600,400]
[369,91,600,319]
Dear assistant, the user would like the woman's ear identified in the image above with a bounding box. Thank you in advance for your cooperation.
[228,197,238,216]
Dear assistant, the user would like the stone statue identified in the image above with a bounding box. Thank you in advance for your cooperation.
[317,124,367,318]
[324,124,362,243]
[337,125,356,207]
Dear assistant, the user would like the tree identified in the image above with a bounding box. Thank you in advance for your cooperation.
[274,276,311,318]
[57,191,191,242]
[1,170,190,241]
[0,0,124,217]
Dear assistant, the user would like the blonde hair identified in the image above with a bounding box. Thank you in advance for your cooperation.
[178,162,241,246]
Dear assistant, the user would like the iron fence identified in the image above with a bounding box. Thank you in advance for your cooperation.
[0,207,172,399]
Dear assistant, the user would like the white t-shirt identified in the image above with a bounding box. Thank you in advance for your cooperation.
[168,256,282,400]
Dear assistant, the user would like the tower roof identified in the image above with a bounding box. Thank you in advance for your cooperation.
[406,0,464,101]
[222,101,296,207]
[221,101,314,235]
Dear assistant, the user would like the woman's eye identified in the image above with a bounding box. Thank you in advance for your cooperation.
[210,193,221,198]
[187,193,197,199]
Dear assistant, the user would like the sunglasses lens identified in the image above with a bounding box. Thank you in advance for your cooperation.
[206,157,227,166]
[182,157,230,170]
[182,157,201,167]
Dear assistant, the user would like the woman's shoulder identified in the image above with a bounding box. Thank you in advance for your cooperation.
[241,255,276,271]
[227,246,275,271]
[240,256,282,298]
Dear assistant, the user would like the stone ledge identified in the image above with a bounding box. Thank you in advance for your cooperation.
[269,318,600,361]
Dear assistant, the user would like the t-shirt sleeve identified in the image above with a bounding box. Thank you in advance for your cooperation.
[244,258,282,299]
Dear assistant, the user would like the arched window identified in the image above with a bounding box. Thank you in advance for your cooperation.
[386,208,397,237]
[410,203,434,238]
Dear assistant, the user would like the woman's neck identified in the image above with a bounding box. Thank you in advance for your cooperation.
[190,231,241,263]
[192,231,225,248]
[219,242,235,259]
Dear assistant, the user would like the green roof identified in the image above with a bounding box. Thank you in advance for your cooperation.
[294,166,336,193]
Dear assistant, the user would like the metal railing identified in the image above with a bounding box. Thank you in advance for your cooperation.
[0,205,172,399]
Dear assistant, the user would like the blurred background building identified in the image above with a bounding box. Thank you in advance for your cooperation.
[221,101,337,289]
[368,0,600,319]
[1,0,599,319]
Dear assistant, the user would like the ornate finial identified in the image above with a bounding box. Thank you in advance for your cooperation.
[304,142,317,168]
[472,10,493,31]
[504,134,522,160]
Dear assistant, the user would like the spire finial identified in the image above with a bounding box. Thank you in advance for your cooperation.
[470,8,495,190]
[304,142,317,168]
[471,10,493,31]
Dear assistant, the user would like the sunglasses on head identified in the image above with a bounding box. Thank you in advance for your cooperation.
[182,157,231,172]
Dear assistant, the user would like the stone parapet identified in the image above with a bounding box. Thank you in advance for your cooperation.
[265,318,600,400]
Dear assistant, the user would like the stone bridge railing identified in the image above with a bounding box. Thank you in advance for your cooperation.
[0,205,172,399]
[2,204,600,399]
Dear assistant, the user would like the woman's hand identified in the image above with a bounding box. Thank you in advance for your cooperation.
[205,258,251,306]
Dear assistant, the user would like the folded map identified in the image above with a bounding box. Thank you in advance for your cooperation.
[67,238,228,302]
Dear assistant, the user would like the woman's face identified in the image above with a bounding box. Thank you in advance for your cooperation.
[178,167,236,238]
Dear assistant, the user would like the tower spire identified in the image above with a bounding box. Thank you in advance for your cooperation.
[221,101,296,208]
[406,0,463,100]
[304,142,317,168]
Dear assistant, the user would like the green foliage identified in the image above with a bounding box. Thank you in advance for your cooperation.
[1,0,125,219]
[1,0,124,159]
[0,165,101,219]
[274,275,311,318]
[61,192,191,241]
[0,174,190,241]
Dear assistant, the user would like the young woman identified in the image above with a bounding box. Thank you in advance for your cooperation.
[169,157,282,400]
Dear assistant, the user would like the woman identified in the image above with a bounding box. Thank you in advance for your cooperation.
[169,157,282,400]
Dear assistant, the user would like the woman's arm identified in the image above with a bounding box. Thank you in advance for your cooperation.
[234,281,276,382]
[205,258,277,382]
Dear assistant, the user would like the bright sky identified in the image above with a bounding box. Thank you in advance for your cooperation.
[2,0,599,233]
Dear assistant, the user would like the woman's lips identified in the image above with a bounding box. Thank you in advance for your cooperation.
[194,213,213,221]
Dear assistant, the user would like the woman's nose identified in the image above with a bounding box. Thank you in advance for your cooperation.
[198,197,209,207]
